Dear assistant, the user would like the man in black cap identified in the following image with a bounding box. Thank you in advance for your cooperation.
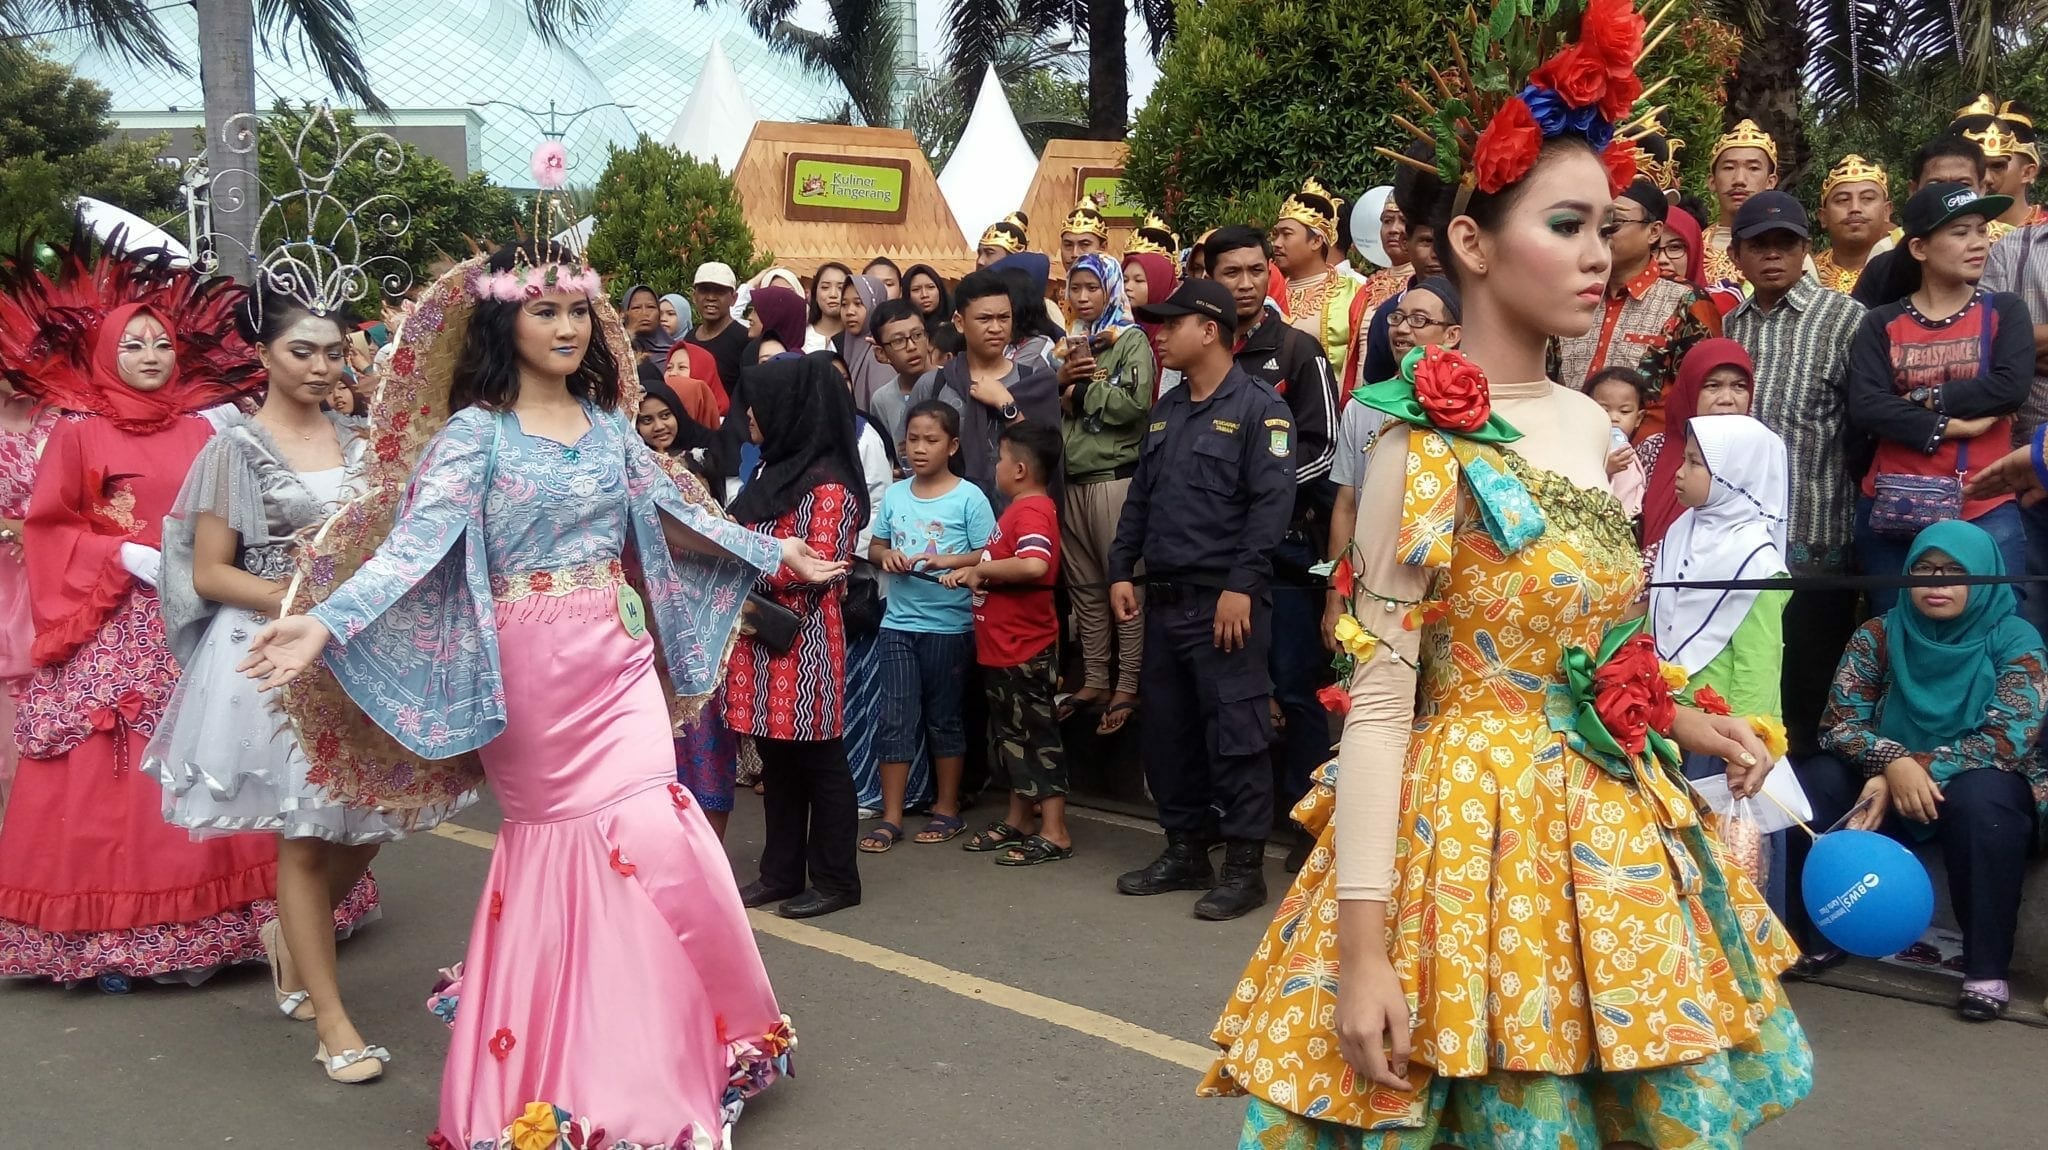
[1551,176,1720,441]
[1723,190,1867,761]
[1107,278,1296,921]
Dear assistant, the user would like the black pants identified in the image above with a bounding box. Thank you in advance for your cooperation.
[1140,585,1276,842]
[756,736,861,899]
[1269,537,1337,811]
[1779,588,1861,760]
[1789,753,2034,978]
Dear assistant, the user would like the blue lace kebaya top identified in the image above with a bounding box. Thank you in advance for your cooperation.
[309,403,781,759]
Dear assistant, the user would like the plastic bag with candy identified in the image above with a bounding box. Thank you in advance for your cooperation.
[1721,794,1769,890]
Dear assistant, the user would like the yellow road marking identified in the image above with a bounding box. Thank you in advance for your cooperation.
[425,820,1217,1072]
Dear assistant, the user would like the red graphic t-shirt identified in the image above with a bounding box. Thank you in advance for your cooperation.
[971,492,1060,668]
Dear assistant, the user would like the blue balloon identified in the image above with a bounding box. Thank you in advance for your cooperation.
[1800,829,1935,958]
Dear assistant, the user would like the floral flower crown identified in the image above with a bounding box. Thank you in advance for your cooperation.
[467,140,602,303]
[1375,0,1668,208]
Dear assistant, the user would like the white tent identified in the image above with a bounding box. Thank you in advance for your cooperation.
[938,66,1038,244]
[74,196,191,263]
[665,40,760,173]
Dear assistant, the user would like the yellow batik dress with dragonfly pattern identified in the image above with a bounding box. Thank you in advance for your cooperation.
[1199,394,1813,1148]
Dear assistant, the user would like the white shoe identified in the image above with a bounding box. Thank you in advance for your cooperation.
[261,919,316,1021]
[314,1042,390,1084]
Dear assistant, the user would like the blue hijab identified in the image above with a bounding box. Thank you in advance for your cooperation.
[1066,252,1135,340]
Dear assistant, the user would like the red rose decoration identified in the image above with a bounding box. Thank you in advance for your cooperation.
[1316,683,1352,715]
[1472,96,1543,194]
[1413,346,1493,433]
[374,433,402,462]
[1692,685,1733,716]
[609,845,638,876]
[1594,679,1654,755]
[391,347,416,376]
[488,1028,516,1061]
[1531,45,1607,109]
[426,1133,458,1150]
[489,890,503,921]
[1599,70,1644,125]
[1579,0,1648,79]
[1330,555,1356,600]
[1602,139,1642,199]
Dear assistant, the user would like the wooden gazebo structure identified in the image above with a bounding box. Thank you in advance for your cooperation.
[730,122,975,280]
[1019,139,1140,256]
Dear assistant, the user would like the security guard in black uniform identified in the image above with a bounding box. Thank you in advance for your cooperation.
[1108,279,1296,921]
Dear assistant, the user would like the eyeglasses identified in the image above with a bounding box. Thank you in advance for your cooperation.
[1610,214,1651,230]
[1908,563,1969,578]
[1657,241,1690,258]
[880,330,928,352]
[1386,311,1448,331]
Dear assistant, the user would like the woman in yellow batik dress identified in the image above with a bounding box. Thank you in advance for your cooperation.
[1199,1,1813,1146]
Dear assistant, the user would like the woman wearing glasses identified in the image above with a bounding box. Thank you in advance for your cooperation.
[1786,520,2047,1021]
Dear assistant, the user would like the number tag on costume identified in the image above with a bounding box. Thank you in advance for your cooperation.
[618,583,648,639]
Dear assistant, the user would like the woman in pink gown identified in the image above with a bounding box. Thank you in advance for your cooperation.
[243,242,839,1148]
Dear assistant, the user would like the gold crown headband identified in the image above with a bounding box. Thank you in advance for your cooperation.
[979,212,1029,254]
[1277,178,1341,246]
[1821,154,1889,201]
[1955,93,2001,123]
[1711,119,1778,169]
[1061,202,1110,241]
[1965,122,2027,160]
[1619,107,1683,192]
[1124,214,1179,257]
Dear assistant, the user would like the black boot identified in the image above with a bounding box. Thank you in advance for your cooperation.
[1116,831,1215,896]
[1194,840,1269,921]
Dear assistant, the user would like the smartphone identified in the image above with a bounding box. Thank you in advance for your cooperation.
[347,330,374,360]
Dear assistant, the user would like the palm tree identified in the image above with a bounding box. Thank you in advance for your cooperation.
[733,0,905,128]
[941,0,1174,138]
[1707,0,2048,183]
[0,0,593,277]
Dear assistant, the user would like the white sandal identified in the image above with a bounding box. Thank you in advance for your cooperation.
[260,919,316,1021]
[314,1041,390,1084]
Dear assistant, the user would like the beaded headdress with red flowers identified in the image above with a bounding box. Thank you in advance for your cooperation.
[1375,0,1672,208]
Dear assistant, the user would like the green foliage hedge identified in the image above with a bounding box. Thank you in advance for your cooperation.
[1125,0,1741,240]
[585,139,766,294]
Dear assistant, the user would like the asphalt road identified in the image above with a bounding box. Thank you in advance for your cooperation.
[7,794,2045,1149]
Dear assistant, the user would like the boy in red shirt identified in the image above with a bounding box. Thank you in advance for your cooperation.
[941,421,1071,863]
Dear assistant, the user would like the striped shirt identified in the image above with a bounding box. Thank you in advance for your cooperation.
[1981,222,2048,440]
[1724,274,1865,573]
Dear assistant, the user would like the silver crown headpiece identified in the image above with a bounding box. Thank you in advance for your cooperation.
[201,103,414,319]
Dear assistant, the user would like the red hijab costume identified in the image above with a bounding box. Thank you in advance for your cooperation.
[662,342,727,425]
[1640,337,1754,548]
[0,241,260,665]
[1123,252,1180,398]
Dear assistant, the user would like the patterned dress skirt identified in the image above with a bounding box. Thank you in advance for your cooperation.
[1200,438,1812,1148]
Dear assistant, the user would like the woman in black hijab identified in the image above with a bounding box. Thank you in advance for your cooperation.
[726,352,868,919]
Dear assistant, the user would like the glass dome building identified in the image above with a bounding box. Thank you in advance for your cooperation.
[54,0,856,190]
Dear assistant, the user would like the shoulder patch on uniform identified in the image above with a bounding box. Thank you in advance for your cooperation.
[1268,428,1291,457]
[1264,417,1290,429]
[1149,420,1167,433]
[1211,419,1240,434]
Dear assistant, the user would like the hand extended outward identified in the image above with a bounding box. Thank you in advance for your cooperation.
[780,536,849,583]
[1964,442,2047,507]
[238,615,333,691]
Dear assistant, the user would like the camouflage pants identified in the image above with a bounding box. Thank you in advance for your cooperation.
[985,649,1067,799]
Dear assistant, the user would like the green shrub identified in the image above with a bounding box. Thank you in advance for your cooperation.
[585,138,767,293]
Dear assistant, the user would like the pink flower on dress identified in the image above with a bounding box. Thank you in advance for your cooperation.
[488,1028,516,1060]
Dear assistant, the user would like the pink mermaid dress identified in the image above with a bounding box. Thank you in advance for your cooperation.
[309,404,790,1150]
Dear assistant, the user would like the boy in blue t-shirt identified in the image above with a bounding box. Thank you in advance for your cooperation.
[862,400,996,850]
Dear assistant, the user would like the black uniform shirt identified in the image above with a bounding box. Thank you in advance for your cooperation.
[1108,364,1297,593]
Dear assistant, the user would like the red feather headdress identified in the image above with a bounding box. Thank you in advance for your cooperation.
[0,228,263,424]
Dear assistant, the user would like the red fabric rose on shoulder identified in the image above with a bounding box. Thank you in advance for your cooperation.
[1591,634,1676,756]
[1413,346,1493,433]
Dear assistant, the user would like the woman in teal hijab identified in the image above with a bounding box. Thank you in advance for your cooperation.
[1791,520,2048,1020]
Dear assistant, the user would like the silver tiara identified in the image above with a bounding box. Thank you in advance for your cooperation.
[198,102,414,318]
